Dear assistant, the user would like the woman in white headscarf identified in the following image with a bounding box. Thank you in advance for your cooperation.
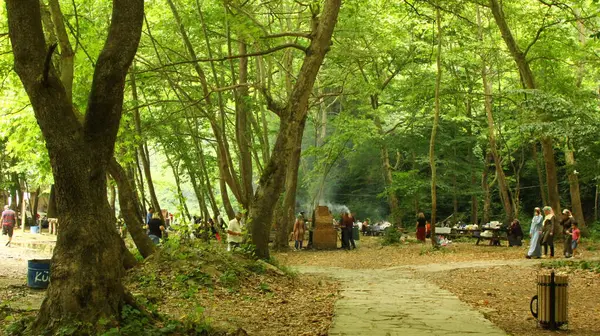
[526,207,543,259]
[541,206,557,257]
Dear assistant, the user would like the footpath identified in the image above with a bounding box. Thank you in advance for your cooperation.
[297,265,509,336]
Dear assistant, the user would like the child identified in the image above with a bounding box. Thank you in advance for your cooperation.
[570,222,581,258]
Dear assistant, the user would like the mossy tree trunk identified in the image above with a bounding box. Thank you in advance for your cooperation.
[6,0,144,333]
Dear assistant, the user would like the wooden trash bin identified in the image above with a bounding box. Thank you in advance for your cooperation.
[530,271,568,330]
[312,206,337,250]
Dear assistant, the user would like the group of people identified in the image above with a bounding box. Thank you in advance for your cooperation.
[526,207,580,259]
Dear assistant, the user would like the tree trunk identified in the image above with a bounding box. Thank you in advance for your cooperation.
[375,115,402,228]
[109,177,117,216]
[565,144,585,227]
[532,142,549,206]
[6,0,144,332]
[131,70,162,218]
[274,132,303,250]
[541,137,561,213]
[429,7,442,246]
[479,6,514,223]
[482,152,492,225]
[489,0,561,214]
[32,186,40,223]
[248,0,341,259]
[220,176,236,220]
[108,159,156,258]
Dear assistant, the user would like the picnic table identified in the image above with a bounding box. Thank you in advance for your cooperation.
[474,227,507,246]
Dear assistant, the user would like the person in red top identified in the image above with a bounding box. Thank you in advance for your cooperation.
[2,205,17,247]
[570,222,581,258]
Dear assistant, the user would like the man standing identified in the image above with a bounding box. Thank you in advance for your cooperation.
[2,205,17,247]
[560,209,576,258]
[227,212,243,251]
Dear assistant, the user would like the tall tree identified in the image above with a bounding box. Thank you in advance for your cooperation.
[429,6,442,246]
[248,0,342,259]
[6,0,144,333]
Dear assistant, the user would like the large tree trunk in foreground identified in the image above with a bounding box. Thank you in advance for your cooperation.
[489,0,561,213]
[6,0,144,333]
[108,159,156,258]
[248,0,341,259]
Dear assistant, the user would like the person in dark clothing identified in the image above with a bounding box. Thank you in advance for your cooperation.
[541,206,557,257]
[339,213,348,249]
[507,219,523,247]
[347,212,356,249]
[146,213,164,245]
[416,212,427,242]
[560,209,576,258]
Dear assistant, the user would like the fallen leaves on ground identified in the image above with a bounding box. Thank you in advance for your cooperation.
[126,242,339,336]
[421,265,600,336]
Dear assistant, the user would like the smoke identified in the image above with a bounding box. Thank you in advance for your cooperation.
[323,202,350,215]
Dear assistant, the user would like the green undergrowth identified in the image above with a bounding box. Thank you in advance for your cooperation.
[4,240,291,336]
[540,260,600,274]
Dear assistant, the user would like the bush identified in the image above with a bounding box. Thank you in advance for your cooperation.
[382,227,403,245]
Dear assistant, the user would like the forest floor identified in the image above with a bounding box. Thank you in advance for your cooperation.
[275,236,600,336]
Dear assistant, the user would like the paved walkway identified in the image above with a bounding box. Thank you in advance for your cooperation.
[297,265,507,336]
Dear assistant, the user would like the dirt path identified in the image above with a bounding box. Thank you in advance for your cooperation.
[298,265,507,336]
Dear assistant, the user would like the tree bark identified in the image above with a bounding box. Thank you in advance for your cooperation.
[108,159,156,259]
[6,0,144,332]
[532,142,549,206]
[274,132,303,250]
[488,0,561,213]
[248,0,341,259]
[565,143,585,227]
[482,152,492,225]
[375,115,402,228]
[429,7,442,247]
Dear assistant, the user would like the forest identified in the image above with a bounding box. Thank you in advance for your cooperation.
[1,0,600,335]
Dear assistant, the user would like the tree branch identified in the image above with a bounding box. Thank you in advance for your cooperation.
[43,43,58,86]
[83,0,144,161]
[261,32,312,39]
[135,43,308,75]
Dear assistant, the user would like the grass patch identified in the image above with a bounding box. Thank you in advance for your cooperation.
[540,260,600,273]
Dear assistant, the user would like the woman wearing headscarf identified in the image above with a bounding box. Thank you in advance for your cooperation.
[560,209,576,258]
[526,207,543,259]
[541,206,557,257]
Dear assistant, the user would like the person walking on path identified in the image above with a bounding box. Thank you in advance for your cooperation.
[227,212,243,252]
[560,209,576,258]
[1,205,16,247]
[541,206,557,258]
[415,213,427,242]
[293,213,306,250]
[146,212,165,245]
[570,222,581,258]
[526,207,543,259]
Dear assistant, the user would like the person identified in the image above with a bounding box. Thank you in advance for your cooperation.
[507,219,523,247]
[2,205,17,247]
[425,221,431,239]
[416,213,427,242]
[526,207,543,259]
[208,217,221,241]
[541,206,557,258]
[570,222,581,258]
[146,212,165,245]
[293,213,305,250]
[146,207,154,225]
[227,212,243,251]
[560,209,576,258]
[347,212,357,249]
[362,218,370,236]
